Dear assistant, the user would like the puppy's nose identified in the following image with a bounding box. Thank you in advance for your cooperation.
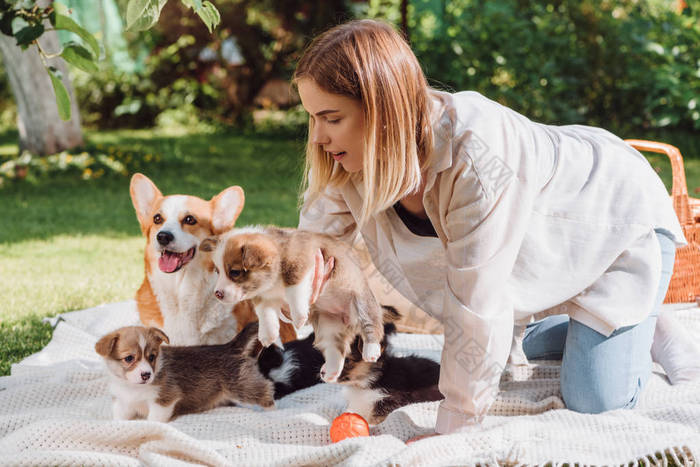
[157,231,174,246]
[215,290,224,300]
[141,371,151,381]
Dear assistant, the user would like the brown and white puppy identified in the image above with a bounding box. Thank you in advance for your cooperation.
[129,173,296,345]
[201,226,384,383]
[95,322,275,422]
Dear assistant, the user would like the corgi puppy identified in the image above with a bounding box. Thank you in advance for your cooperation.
[95,322,275,422]
[261,306,442,424]
[129,174,296,345]
[337,320,442,424]
[201,226,385,383]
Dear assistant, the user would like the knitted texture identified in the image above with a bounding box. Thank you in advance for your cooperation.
[0,301,698,466]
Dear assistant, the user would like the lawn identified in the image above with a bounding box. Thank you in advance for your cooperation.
[1,126,700,375]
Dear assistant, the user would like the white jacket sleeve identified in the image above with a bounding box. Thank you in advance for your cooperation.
[435,154,535,434]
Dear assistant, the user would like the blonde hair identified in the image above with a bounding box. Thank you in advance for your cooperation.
[294,19,433,229]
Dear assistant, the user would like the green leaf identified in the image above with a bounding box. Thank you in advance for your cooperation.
[50,10,100,59]
[180,0,203,9]
[48,68,71,121]
[52,1,69,15]
[125,0,167,32]
[196,1,220,33]
[0,9,15,37]
[61,43,98,73]
[14,24,44,47]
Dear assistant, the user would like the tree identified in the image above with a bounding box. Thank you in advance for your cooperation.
[0,0,220,155]
[0,0,83,154]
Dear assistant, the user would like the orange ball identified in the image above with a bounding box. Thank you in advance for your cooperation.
[329,412,370,443]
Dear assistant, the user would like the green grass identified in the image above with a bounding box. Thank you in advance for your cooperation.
[1,125,699,376]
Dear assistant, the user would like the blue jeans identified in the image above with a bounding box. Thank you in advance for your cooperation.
[522,230,676,413]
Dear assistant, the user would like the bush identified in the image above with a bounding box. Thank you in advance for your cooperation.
[74,34,221,129]
[368,0,700,132]
[73,0,350,129]
[0,141,163,187]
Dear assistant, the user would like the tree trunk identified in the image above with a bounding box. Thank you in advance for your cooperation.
[0,21,83,155]
[400,0,409,41]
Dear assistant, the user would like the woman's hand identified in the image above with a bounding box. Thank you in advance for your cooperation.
[405,432,440,444]
[310,248,334,304]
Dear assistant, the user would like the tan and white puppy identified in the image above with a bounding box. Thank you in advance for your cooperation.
[201,226,384,383]
[130,174,296,345]
[95,323,275,422]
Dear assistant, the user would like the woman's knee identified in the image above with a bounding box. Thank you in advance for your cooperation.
[560,365,641,414]
[522,314,570,360]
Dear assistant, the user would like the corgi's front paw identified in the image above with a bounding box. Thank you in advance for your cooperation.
[146,402,175,423]
[362,342,381,362]
[289,307,309,329]
[263,401,276,411]
[320,360,343,383]
[112,401,135,420]
[258,327,279,348]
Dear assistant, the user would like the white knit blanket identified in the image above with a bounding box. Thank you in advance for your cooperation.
[1,301,698,466]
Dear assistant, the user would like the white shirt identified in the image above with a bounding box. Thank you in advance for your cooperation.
[298,90,686,434]
[386,206,446,320]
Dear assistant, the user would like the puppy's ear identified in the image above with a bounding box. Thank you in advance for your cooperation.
[349,335,363,361]
[147,327,170,346]
[241,237,276,271]
[95,331,119,357]
[130,173,163,234]
[211,186,245,234]
[381,305,401,323]
[231,322,263,357]
[199,237,218,253]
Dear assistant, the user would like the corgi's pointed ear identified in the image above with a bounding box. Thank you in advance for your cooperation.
[130,174,163,233]
[211,186,245,234]
[232,322,264,357]
[200,237,218,253]
[241,237,276,271]
[381,305,401,323]
[147,327,170,346]
[95,331,120,357]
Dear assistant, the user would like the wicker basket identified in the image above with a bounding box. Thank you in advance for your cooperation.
[626,139,700,303]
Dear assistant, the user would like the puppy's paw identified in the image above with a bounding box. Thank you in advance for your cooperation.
[112,401,135,420]
[146,403,175,423]
[262,400,276,411]
[320,361,343,383]
[292,315,308,329]
[288,305,309,329]
[362,342,381,362]
[258,327,280,348]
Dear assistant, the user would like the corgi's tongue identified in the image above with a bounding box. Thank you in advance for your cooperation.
[158,248,195,273]
[159,252,181,273]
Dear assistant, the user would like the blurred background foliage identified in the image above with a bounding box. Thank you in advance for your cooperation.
[72,0,351,131]
[1,0,698,138]
[404,0,699,133]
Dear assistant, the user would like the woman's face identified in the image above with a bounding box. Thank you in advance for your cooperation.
[297,78,365,173]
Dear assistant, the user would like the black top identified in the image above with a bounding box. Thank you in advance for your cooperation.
[392,202,438,238]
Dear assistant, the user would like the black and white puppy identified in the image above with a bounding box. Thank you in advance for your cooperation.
[260,306,443,423]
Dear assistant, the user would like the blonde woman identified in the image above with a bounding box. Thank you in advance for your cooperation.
[295,19,700,439]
